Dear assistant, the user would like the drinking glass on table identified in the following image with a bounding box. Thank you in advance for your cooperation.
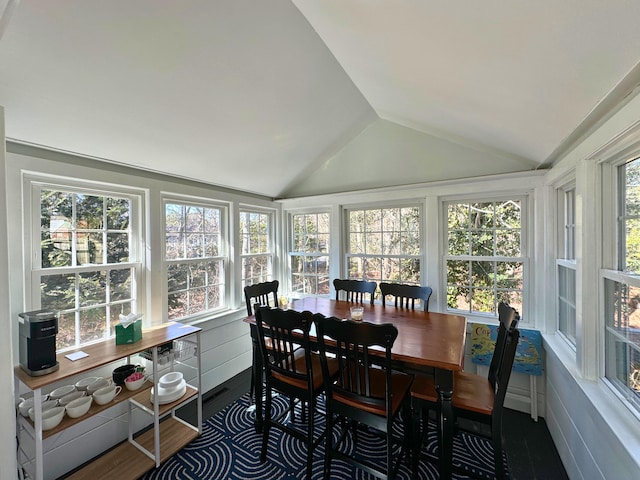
[350,306,364,321]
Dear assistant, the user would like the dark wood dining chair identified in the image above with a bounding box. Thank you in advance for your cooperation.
[379,282,433,311]
[411,302,520,479]
[255,306,339,480]
[244,280,280,402]
[333,278,377,304]
[244,280,279,316]
[314,313,414,480]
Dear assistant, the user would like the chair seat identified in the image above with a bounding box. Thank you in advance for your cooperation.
[411,371,495,415]
[334,367,414,417]
[273,352,339,391]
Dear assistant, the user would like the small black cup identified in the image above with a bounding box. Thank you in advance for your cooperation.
[112,364,136,386]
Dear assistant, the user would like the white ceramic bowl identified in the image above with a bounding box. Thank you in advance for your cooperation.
[158,371,183,390]
[41,406,66,430]
[18,398,35,417]
[86,378,111,395]
[92,385,122,405]
[58,390,86,406]
[65,396,93,418]
[75,376,101,391]
[124,374,147,391]
[49,384,76,400]
[28,400,59,422]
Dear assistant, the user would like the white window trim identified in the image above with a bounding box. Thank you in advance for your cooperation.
[441,194,529,322]
[287,209,332,296]
[342,202,424,287]
[24,173,145,349]
[162,195,230,323]
[239,206,276,287]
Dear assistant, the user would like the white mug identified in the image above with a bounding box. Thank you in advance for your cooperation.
[92,385,122,405]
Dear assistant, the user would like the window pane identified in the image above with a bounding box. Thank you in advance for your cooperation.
[79,271,106,307]
[470,230,494,256]
[604,278,640,407]
[106,197,130,230]
[110,268,132,302]
[558,265,576,343]
[76,194,103,230]
[56,312,76,350]
[625,217,640,274]
[496,230,520,257]
[79,306,106,344]
[42,230,72,268]
[448,230,469,256]
[446,199,523,316]
[107,233,128,263]
[41,274,75,311]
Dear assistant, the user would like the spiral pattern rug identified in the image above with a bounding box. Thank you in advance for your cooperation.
[141,394,509,479]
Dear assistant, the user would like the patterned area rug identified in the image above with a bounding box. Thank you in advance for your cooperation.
[141,394,509,479]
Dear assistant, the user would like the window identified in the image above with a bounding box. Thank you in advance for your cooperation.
[240,210,273,287]
[165,202,226,320]
[557,186,577,344]
[604,157,640,409]
[35,186,140,350]
[445,199,524,316]
[346,206,421,285]
[290,212,330,295]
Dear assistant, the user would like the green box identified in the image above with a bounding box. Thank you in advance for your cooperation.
[115,319,142,345]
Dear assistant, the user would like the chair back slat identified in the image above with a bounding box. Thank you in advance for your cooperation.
[244,280,279,316]
[333,279,377,304]
[379,282,433,311]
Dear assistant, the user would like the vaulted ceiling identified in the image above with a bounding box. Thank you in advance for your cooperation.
[1,1,640,198]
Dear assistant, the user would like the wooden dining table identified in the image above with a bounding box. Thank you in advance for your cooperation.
[245,296,467,480]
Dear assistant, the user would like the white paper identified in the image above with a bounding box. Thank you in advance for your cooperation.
[65,351,89,361]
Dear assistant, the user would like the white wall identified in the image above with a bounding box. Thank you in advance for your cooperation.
[0,107,19,478]
[5,144,263,478]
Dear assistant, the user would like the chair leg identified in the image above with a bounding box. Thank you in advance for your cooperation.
[260,389,271,463]
[249,368,255,402]
[412,404,420,478]
[306,399,314,480]
[493,417,505,480]
[323,411,334,480]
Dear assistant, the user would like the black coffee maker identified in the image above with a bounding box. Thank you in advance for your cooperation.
[19,309,60,376]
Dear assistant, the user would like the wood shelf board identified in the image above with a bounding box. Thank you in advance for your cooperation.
[131,385,198,415]
[15,322,201,390]
[37,384,153,438]
[65,418,199,480]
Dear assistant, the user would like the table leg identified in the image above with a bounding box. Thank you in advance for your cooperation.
[435,369,454,480]
[249,324,263,433]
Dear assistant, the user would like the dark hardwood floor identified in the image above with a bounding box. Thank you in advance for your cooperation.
[178,369,568,480]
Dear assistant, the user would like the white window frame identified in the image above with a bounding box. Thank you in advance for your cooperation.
[26,175,144,351]
[343,203,423,287]
[288,210,331,296]
[601,153,640,413]
[443,194,528,319]
[239,206,275,288]
[556,182,577,346]
[162,196,229,322]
